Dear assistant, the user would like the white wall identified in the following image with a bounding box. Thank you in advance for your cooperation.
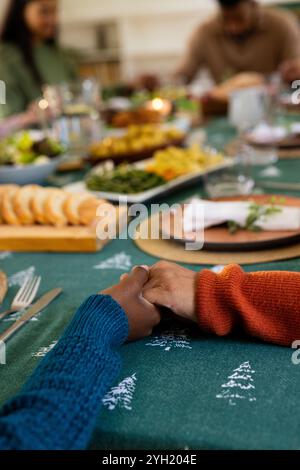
[59,0,216,79]
[60,0,216,22]
[0,0,9,28]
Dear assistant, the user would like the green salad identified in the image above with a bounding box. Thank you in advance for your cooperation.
[86,163,165,194]
[0,132,65,166]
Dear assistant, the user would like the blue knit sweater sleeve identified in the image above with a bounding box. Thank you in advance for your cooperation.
[0,294,129,450]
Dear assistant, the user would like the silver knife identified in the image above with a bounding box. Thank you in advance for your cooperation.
[0,288,63,343]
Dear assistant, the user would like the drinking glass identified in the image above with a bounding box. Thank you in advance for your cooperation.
[204,146,255,199]
[229,86,266,132]
[203,87,265,198]
[230,85,279,167]
[43,79,103,155]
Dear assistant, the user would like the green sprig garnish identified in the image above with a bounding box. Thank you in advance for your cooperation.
[227,199,282,235]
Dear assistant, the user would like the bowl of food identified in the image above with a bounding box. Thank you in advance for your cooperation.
[0,131,65,184]
[88,124,185,166]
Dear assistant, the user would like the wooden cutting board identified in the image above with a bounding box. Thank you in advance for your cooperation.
[0,206,128,253]
[0,272,8,304]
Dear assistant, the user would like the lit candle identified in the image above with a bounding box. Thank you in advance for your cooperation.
[146,98,172,117]
[38,99,50,136]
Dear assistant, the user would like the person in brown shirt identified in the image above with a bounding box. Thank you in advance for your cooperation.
[281,58,300,83]
[176,0,300,84]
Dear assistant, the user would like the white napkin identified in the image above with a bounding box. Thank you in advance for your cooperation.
[291,123,300,135]
[183,198,300,232]
[248,122,287,144]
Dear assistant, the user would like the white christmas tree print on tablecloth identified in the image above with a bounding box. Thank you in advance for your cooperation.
[216,361,256,406]
[146,328,192,352]
[102,373,137,411]
[9,266,36,287]
[94,252,132,272]
[0,251,12,260]
[3,309,39,322]
[211,265,225,274]
[32,341,58,358]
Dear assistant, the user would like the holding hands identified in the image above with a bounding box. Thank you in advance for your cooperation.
[101,266,161,341]
[102,261,198,343]
[101,260,300,347]
[142,261,198,323]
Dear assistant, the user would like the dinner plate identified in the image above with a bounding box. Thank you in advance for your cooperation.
[65,158,234,204]
[245,124,300,149]
[245,134,300,149]
[160,195,300,252]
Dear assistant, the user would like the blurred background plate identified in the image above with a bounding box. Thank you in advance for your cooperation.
[0,155,64,185]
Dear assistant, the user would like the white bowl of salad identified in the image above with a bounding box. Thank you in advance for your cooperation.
[0,131,65,184]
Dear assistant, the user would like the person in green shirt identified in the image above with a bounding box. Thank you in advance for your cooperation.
[0,0,78,118]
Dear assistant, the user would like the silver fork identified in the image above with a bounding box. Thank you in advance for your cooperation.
[0,276,41,321]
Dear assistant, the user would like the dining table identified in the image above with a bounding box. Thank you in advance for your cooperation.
[1,117,300,450]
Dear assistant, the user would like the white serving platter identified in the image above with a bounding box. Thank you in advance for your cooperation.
[65,158,234,204]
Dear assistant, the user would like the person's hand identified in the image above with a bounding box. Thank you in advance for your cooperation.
[101,266,161,341]
[142,261,198,323]
[280,58,300,83]
[13,101,45,130]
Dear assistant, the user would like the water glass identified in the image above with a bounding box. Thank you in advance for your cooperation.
[44,79,103,155]
[204,145,255,198]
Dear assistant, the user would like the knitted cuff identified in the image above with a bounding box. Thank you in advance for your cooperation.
[63,295,129,349]
[196,265,242,336]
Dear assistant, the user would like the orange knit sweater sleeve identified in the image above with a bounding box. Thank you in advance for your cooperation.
[197,264,300,347]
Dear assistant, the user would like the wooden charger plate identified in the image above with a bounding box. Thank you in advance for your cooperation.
[160,195,300,252]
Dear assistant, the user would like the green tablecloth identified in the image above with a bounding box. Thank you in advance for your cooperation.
[1,118,300,450]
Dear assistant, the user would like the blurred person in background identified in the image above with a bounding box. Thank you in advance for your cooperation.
[280,58,300,83]
[0,105,40,138]
[175,0,300,85]
[0,0,78,118]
